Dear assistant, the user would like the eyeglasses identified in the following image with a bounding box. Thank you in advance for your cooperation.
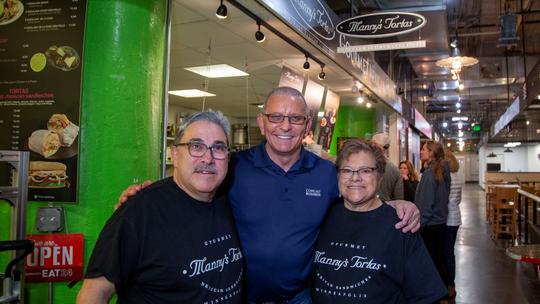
[338,167,377,179]
[174,141,229,160]
[263,113,307,125]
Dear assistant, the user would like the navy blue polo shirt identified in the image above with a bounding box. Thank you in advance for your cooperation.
[229,141,339,302]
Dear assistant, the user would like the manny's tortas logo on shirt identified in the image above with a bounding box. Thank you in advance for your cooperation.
[185,247,243,277]
[305,188,321,197]
[179,233,243,301]
[314,241,387,299]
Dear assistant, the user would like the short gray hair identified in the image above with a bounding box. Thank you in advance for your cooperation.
[174,110,231,145]
[262,86,310,116]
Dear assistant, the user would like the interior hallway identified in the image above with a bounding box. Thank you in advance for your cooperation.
[453,184,540,304]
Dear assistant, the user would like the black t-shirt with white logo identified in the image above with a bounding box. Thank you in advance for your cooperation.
[312,202,446,304]
[86,177,244,304]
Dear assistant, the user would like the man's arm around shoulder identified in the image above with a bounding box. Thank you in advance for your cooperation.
[77,276,116,304]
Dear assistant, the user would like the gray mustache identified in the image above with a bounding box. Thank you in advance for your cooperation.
[194,164,217,174]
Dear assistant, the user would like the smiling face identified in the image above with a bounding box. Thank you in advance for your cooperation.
[171,120,229,202]
[257,93,311,166]
[338,151,382,212]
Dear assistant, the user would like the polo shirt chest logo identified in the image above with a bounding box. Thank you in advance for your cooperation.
[305,188,321,197]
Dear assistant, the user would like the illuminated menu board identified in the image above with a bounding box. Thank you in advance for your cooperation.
[0,0,86,202]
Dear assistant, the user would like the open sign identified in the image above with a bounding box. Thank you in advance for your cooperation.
[24,234,84,282]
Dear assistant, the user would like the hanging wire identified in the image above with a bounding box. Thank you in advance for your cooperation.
[201,39,212,111]
[245,58,251,147]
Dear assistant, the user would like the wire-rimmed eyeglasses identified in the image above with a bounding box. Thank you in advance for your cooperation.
[338,167,377,179]
[263,113,307,125]
[174,140,229,160]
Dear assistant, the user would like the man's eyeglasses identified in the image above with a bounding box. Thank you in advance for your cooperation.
[263,113,307,125]
[174,141,229,160]
[338,167,377,179]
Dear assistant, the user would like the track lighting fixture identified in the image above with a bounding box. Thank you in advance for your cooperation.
[303,55,310,71]
[216,0,228,19]
[317,64,325,80]
[255,19,265,43]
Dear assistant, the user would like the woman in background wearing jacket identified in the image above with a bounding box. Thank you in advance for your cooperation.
[399,160,419,203]
[443,149,462,299]
[415,140,451,302]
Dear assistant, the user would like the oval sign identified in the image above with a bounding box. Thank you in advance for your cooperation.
[336,12,426,39]
[290,0,335,41]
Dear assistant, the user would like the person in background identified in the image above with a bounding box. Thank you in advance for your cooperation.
[443,149,462,299]
[399,160,419,203]
[302,130,336,163]
[371,133,404,201]
[77,111,244,304]
[116,87,421,304]
[312,139,446,303]
[415,140,451,303]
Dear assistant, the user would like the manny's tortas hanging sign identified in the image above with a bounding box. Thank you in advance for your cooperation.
[336,12,426,38]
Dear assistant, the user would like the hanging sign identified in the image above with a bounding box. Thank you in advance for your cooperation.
[24,233,84,282]
[336,12,427,38]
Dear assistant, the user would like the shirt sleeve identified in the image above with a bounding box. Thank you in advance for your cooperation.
[85,203,140,293]
[402,233,447,303]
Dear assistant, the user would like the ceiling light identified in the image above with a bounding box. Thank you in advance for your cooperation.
[447,142,451,147]
[366,102,372,108]
[458,131,463,138]
[458,83,465,91]
[303,55,310,71]
[526,120,530,125]
[456,102,461,109]
[504,147,513,153]
[451,116,468,121]
[357,96,364,104]
[185,64,248,78]
[443,122,448,128]
[255,19,266,43]
[458,122,463,129]
[459,146,464,151]
[456,109,461,114]
[487,152,497,157]
[471,122,476,127]
[450,39,458,48]
[537,95,540,99]
[216,0,228,19]
[436,40,478,78]
[168,89,216,98]
[318,64,326,80]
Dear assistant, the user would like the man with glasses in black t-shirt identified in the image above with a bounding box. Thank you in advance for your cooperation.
[77,111,244,304]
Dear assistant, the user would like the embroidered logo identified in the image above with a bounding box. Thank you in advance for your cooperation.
[306,188,321,197]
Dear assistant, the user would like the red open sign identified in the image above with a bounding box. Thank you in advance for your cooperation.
[24,234,84,283]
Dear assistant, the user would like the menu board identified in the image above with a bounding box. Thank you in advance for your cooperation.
[318,89,340,150]
[0,0,86,202]
[303,79,324,133]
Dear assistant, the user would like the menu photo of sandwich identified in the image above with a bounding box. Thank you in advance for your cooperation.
[28,113,80,158]
[28,161,69,189]
[0,0,24,26]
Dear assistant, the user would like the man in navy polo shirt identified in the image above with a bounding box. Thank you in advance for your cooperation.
[227,87,419,303]
[117,87,420,303]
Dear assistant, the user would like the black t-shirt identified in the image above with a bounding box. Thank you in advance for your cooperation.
[85,177,244,304]
[312,202,446,304]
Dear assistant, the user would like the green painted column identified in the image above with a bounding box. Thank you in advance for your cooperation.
[24,0,168,302]
[329,106,374,155]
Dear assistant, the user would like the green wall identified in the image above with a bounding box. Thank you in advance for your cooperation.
[329,105,375,155]
[0,1,169,302]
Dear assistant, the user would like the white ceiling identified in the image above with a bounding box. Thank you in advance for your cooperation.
[168,0,364,118]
